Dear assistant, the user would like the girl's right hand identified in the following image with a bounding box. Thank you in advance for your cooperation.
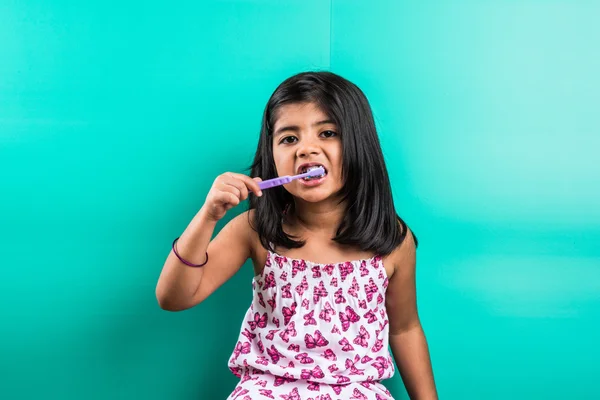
[202,172,263,222]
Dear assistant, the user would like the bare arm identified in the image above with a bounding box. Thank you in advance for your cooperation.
[386,228,438,399]
[155,172,262,311]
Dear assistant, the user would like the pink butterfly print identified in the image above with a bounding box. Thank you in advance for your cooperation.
[319,301,336,322]
[301,365,325,380]
[295,276,308,296]
[256,356,269,365]
[272,316,280,328]
[360,260,369,277]
[304,310,317,326]
[267,345,285,364]
[379,308,385,318]
[230,366,242,377]
[257,340,265,354]
[267,297,276,312]
[240,374,254,383]
[335,375,350,384]
[280,271,288,281]
[378,269,385,280]
[282,301,297,325]
[358,299,367,309]
[348,277,360,298]
[279,387,300,400]
[274,373,297,387]
[330,277,338,287]
[323,263,335,275]
[265,329,279,341]
[364,278,377,302]
[322,349,337,361]
[345,357,365,375]
[263,271,276,289]
[334,288,346,304]
[383,277,389,289]
[376,395,387,400]
[288,343,300,352]
[307,381,320,391]
[233,341,251,360]
[379,320,389,331]
[291,259,307,278]
[372,356,389,378]
[252,281,256,290]
[248,312,268,330]
[377,293,384,305]
[312,264,321,278]
[287,361,295,368]
[338,262,354,282]
[304,330,329,349]
[370,256,380,269]
[256,280,263,290]
[274,254,286,269]
[339,305,360,332]
[231,386,249,399]
[359,376,376,387]
[350,388,368,400]
[295,352,314,364]
[313,281,328,304]
[364,310,377,323]
[302,298,310,310]
[328,364,339,373]
[361,355,373,363]
[371,337,384,352]
[281,283,292,298]
[258,389,274,399]
[279,321,297,343]
[331,385,343,395]
[331,325,341,335]
[338,337,354,351]
[317,395,332,400]
[258,292,266,308]
[241,328,256,341]
[255,379,267,387]
[353,325,370,348]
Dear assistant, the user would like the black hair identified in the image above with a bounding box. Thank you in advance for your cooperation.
[247,71,417,255]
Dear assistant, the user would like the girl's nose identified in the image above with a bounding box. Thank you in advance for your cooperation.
[297,141,321,158]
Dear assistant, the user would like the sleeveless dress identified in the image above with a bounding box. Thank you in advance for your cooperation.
[226,250,395,400]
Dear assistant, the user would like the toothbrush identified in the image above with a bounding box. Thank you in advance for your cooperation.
[258,167,325,190]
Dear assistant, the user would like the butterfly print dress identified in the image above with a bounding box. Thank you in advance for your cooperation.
[227,250,395,400]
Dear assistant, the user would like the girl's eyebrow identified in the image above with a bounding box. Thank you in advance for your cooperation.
[273,119,335,137]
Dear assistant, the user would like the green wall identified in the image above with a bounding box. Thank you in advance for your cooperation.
[1,1,598,399]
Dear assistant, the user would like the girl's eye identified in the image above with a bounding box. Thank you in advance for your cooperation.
[321,130,338,138]
[280,136,297,144]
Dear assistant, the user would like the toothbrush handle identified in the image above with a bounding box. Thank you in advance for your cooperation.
[258,176,292,190]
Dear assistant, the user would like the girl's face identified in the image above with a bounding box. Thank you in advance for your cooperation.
[271,102,343,204]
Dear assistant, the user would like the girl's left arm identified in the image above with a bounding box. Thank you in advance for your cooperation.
[385,228,438,400]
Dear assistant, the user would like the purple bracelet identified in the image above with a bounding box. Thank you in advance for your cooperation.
[172,237,209,267]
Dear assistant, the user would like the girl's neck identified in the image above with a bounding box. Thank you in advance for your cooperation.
[288,199,346,239]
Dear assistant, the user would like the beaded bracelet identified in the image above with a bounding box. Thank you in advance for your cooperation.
[172,237,209,267]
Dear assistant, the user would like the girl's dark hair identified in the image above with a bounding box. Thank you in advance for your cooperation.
[247,71,417,256]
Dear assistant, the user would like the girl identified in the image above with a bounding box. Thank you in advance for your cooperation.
[156,72,438,399]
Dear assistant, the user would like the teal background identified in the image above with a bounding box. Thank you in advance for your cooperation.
[1,1,598,399]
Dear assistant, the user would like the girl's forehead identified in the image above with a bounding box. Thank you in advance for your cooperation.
[273,102,331,125]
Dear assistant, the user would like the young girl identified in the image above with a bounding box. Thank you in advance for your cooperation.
[156,72,438,399]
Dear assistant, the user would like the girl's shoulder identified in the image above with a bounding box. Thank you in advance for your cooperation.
[384,223,417,278]
[237,209,269,273]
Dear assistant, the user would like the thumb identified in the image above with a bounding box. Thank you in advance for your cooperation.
[252,177,263,182]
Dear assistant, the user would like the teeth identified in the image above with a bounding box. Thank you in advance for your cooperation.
[301,165,326,180]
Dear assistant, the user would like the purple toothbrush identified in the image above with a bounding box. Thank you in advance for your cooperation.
[258,167,325,190]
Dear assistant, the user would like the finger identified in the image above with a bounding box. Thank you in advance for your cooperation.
[217,191,240,207]
[229,172,263,197]
[222,176,249,200]
[218,181,243,200]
